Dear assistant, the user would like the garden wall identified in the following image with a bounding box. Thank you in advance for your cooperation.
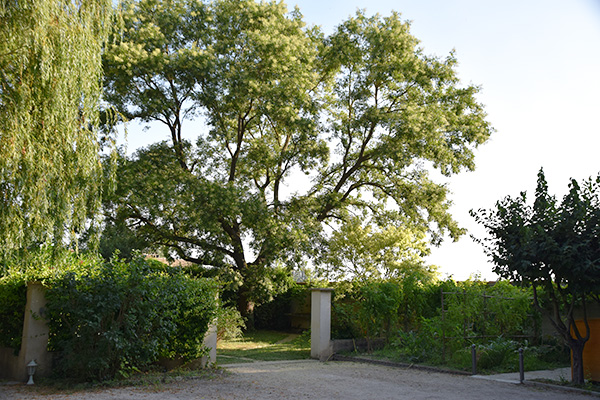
[574,303,600,382]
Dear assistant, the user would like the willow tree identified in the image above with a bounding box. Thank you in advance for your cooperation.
[103,0,492,315]
[0,0,112,252]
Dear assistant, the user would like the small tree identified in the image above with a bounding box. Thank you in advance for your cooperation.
[315,215,436,282]
[472,169,600,384]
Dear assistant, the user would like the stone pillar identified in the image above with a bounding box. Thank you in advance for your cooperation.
[201,321,217,368]
[311,288,333,361]
[16,282,51,381]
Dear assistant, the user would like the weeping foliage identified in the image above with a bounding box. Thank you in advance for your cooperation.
[0,0,112,250]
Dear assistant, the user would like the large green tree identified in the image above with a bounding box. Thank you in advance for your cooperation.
[102,0,492,315]
[0,0,112,251]
[472,169,600,384]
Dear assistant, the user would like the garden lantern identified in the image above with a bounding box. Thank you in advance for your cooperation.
[26,360,37,385]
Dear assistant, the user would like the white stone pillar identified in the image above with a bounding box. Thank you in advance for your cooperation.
[311,288,333,361]
[17,282,51,381]
[201,321,217,368]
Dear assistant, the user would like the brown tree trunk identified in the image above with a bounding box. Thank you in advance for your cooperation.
[237,288,255,331]
[570,339,586,385]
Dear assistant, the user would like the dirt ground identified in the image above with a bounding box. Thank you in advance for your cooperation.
[0,360,593,400]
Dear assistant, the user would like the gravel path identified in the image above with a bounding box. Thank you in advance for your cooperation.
[1,360,593,400]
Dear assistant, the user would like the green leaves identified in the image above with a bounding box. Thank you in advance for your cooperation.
[0,0,113,251]
[316,214,434,281]
[40,252,218,381]
[315,11,491,240]
[473,168,600,291]
[472,168,600,383]
[102,1,492,307]
[0,247,219,381]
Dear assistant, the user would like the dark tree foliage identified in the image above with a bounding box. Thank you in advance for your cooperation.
[472,169,600,384]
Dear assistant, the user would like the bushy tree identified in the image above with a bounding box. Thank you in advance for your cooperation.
[102,0,492,316]
[472,169,600,383]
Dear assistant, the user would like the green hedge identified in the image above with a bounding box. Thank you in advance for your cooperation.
[0,272,27,351]
[0,250,219,381]
[330,279,535,351]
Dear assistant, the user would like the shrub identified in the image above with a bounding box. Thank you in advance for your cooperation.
[331,279,432,341]
[0,273,27,351]
[0,249,219,382]
[331,281,362,339]
[476,337,520,370]
[388,317,445,364]
[440,280,534,341]
[217,306,246,341]
[44,254,218,381]
[0,247,89,352]
[357,281,402,342]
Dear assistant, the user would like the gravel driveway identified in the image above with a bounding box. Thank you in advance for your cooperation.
[1,360,593,399]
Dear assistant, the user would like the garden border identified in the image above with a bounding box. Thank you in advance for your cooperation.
[334,354,600,397]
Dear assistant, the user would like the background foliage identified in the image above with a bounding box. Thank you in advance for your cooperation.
[326,277,548,371]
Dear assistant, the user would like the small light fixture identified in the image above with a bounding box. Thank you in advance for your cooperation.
[26,360,38,385]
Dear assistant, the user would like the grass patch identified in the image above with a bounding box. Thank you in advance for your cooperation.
[217,330,310,364]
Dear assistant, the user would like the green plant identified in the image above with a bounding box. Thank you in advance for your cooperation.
[388,317,444,364]
[472,169,600,384]
[44,253,219,381]
[0,273,27,351]
[331,281,362,339]
[217,306,246,341]
[475,337,519,370]
[357,281,402,344]
[0,247,97,352]
[440,279,534,345]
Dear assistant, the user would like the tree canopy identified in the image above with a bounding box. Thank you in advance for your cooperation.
[472,169,600,383]
[102,0,492,311]
[316,214,436,282]
[0,0,112,251]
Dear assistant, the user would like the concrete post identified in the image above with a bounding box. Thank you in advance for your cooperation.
[17,282,51,381]
[201,321,217,368]
[311,288,333,361]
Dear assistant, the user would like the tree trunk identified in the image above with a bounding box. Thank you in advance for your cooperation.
[570,339,586,385]
[237,288,255,331]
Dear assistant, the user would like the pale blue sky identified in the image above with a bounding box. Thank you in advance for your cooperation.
[293,0,600,280]
[123,0,600,280]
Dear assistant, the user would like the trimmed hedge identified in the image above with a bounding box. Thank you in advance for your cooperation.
[0,250,219,381]
[0,272,27,352]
